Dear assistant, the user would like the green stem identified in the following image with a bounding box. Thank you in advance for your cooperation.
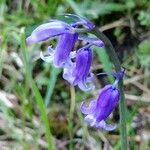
[90,27,128,150]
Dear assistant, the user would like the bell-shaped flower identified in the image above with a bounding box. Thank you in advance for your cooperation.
[63,48,94,91]
[80,84,120,130]
[40,32,78,67]
[26,14,95,45]
[26,21,73,45]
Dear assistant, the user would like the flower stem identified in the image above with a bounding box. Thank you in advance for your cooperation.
[90,27,128,150]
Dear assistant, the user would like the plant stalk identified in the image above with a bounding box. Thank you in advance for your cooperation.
[90,27,128,150]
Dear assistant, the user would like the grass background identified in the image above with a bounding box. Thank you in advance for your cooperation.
[0,0,150,149]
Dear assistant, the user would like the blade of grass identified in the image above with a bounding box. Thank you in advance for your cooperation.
[20,28,54,150]
[31,80,54,150]
[0,31,6,78]
[95,47,114,82]
[45,66,60,107]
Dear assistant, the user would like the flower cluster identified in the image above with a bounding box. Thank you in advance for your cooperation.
[26,14,125,131]
[26,15,104,91]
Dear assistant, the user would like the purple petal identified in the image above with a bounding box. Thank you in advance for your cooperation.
[53,33,78,67]
[97,85,113,107]
[98,86,120,109]
[64,48,94,91]
[40,51,54,63]
[26,21,72,45]
[48,46,54,54]
[63,61,76,85]
[95,120,117,131]
[80,100,96,114]
[84,116,117,131]
[40,46,55,63]
[62,48,94,91]
[63,14,95,29]
[110,88,120,108]
[86,73,95,82]
[84,115,96,126]
[79,36,104,47]
[72,48,92,84]
[95,86,120,122]
[113,68,125,80]
[78,80,95,91]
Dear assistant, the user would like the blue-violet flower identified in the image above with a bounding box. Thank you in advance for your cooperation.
[63,47,94,91]
[26,14,104,91]
[80,69,125,130]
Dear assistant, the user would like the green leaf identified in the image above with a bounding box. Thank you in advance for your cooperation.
[95,47,114,83]
[77,1,127,18]
[45,66,60,107]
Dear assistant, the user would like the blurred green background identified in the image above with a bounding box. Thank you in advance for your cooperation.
[0,0,150,149]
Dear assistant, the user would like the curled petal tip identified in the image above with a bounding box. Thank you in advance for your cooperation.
[78,81,95,91]
[93,40,104,47]
[26,36,35,45]
[96,120,117,131]
[40,51,53,63]
[84,115,96,127]
[80,100,96,115]
[79,36,104,48]
[26,22,73,45]
[80,84,120,131]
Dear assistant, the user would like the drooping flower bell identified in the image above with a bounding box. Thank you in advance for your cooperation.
[63,47,94,91]
[40,32,78,67]
[80,69,125,130]
[26,21,73,45]
[62,36,104,91]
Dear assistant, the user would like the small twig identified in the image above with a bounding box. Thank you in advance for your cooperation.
[125,94,150,103]
[132,82,150,95]
[124,74,150,85]
[107,134,141,142]
[99,19,129,32]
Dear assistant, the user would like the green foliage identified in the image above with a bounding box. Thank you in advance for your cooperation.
[95,47,114,83]
[138,11,150,27]
[138,40,150,68]
[68,0,127,19]
[138,40,150,54]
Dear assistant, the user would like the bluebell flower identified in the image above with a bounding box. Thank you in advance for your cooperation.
[26,14,104,90]
[63,47,94,91]
[26,21,73,45]
[40,32,78,67]
[80,69,125,130]
[62,37,104,91]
